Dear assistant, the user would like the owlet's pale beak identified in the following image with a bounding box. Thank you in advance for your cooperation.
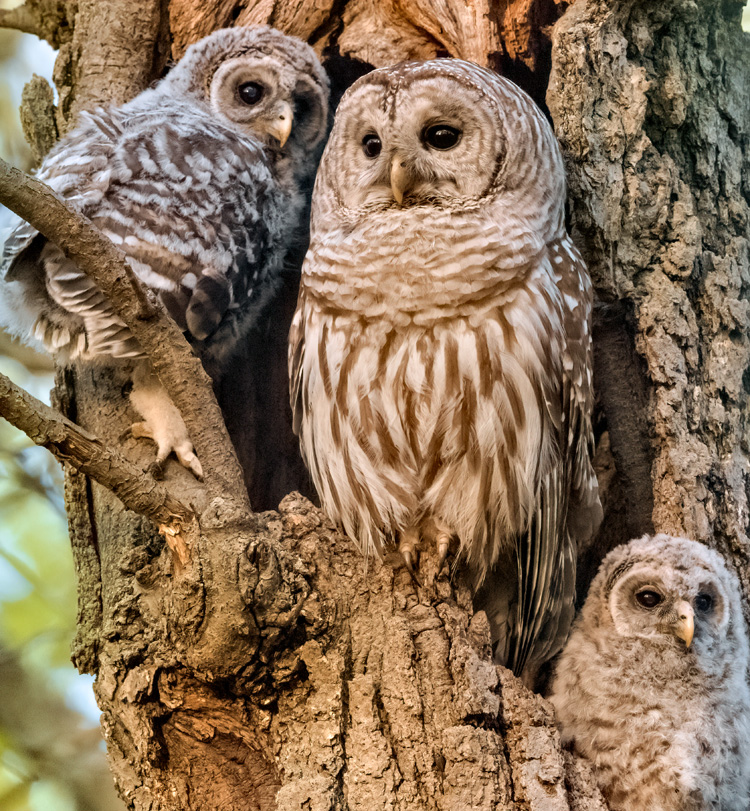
[673,600,695,648]
[267,100,293,147]
[390,156,413,205]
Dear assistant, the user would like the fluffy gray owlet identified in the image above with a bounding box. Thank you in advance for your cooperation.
[1,26,329,478]
[289,59,602,681]
[550,534,750,811]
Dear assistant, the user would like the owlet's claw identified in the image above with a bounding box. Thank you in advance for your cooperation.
[129,368,204,481]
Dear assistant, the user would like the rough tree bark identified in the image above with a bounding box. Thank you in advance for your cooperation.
[1,0,748,809]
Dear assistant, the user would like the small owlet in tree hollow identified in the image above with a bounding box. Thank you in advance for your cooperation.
[1,26,329,478]
[549,534,750,811]
[288,59,601,681]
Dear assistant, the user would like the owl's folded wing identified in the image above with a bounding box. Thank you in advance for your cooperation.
[508,238,602,678]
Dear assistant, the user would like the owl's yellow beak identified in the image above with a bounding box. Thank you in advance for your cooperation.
[267,100,293,147]
[390,156,412,205]
[673,600,694,648]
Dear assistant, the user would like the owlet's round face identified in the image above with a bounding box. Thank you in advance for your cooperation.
[316,59,561,214]
[209,52,327,152]
[605,535,735,654]
[164,27,329,161]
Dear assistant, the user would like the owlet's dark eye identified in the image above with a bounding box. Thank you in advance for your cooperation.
[423,124,461,150]
[695,593,714,612]
[238,82,264,106]
[635,590,663,609]
[362,133,382,158]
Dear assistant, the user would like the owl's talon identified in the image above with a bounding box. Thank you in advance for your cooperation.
[398,527,422,585]
[148,459,166,480]
[401,549,423,586]
[436,533,451,575]
[179,453,204,482]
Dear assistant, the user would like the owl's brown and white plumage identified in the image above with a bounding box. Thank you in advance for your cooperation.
[550,535,750,810]
[289,59,601,679]
[1,26,329,476]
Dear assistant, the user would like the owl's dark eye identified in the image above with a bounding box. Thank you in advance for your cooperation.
[238,82,264,105]
[635,590,663,609]
[695,593,714,612]
[423,124,461,150]
[362,133,382,158]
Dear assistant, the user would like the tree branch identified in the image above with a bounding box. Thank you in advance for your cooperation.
[0,158,251,514]
[0,4,43,37]
[0,369,195,530]
[0,1,72,48]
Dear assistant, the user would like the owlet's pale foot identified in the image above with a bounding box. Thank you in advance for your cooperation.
[289,58,601,681]
[1,25,329,479]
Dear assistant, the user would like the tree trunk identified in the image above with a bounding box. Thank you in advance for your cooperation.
[8,0,749,808]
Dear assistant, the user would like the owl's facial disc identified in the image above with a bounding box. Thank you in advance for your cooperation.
[332,77,501,210]
[210,57,296,147]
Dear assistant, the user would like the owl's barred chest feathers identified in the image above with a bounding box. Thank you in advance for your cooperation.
[296,224,565,570]
[305,205,548,318]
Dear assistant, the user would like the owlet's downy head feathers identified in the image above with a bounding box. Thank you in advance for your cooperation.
[290,59,601,681]
[159,26,329,191]
[0,26,329,478]
[550,534,750,811]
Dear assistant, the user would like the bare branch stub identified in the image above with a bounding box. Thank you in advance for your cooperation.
[0,0,73,47]
[0,370,194,528]
[0,158,250,513]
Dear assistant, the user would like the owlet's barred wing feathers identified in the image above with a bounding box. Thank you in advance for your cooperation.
[290,58,601,681]
[1,25,329,478]
[3,107,282,364]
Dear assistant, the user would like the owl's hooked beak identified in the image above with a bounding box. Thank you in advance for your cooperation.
[266,100,293,147]
[390,156,413,205]
[672,600,694,648]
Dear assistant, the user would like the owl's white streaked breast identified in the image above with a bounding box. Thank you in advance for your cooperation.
[296,227,564,569]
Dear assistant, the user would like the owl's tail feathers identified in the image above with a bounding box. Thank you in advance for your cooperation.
[185,269,232,341]
[501,466,576,683]
[472,479,577,685]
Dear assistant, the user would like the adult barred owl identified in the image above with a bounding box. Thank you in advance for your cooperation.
[1,26,329,477]
[289,59,601,681]
[550,535,750,810]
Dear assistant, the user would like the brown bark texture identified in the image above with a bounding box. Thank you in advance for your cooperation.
[2,0,748,809]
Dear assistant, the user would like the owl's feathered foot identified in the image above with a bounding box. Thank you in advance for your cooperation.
[129,420,203,481]
[127,366,203,481]
[397,519,455,585]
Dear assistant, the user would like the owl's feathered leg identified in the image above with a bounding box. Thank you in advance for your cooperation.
[128,363,203,480]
